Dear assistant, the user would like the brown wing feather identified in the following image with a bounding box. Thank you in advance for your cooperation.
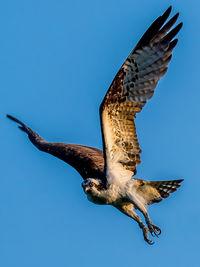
[7,115,106,183]
[100,7,182,181]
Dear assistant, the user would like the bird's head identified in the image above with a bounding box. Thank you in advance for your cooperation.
[82,178,105,194]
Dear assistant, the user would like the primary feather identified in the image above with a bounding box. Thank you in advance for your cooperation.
[100,6,182,185]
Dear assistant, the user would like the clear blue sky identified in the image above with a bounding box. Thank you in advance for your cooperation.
[1,0,199,266]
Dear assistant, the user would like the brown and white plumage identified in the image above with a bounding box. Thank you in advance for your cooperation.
[100,6,182,185]
[7,6,183,245]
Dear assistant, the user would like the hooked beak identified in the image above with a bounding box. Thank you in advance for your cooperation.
[84,186,91,194]
[84,187,89,193]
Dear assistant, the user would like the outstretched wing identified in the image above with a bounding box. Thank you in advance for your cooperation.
[7,115,106,183]
[100,6,182,185]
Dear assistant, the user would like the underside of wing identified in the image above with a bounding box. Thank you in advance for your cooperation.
[100,6,182,185]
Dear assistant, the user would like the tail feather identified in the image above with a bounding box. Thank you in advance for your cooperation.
[149,179,184,199]
[133,178,183,205]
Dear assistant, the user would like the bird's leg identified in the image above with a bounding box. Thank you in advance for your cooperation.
[136,205,161,237]
[114,203,154,245]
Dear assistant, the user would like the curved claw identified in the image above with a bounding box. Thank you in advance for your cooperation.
[148,240,155,245]
[152,224,161,235]
[149,224,161,237]
[142,227,155,245]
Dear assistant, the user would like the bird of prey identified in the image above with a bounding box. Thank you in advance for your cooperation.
[7,6,183,244]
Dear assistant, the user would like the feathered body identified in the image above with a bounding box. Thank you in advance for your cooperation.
[7,6,183,244]
[82,178,182,207]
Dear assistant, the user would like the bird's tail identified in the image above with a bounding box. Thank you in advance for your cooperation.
[149,179,183,199]
[134,178,183,205]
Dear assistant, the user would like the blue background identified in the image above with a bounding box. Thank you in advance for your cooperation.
[1,1,199,266]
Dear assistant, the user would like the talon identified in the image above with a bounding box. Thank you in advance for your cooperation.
[151,232,155,237]
[155,227,161,235]
[147,222,161,237]
[152,224,161,236]
[149,240,155,245]
[142,226,155,245]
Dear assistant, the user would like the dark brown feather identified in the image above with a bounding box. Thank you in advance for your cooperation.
[7,115,106,184]
[134,6,172,51]
[149,179,184,199]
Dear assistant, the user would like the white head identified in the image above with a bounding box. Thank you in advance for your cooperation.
[82,178,104,194]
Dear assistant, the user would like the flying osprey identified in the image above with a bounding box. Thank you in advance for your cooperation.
[7,6,183,244]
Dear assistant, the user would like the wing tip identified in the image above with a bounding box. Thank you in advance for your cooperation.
[7,114,18,122]
[174,12,180,20]
[7,114,28,133]
[134,6,182,52]
[162,6,172,19]
[162,22,183,43]
[169,38,178,50]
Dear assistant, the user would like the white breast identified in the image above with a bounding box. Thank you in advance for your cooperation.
[86,184,123,205]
